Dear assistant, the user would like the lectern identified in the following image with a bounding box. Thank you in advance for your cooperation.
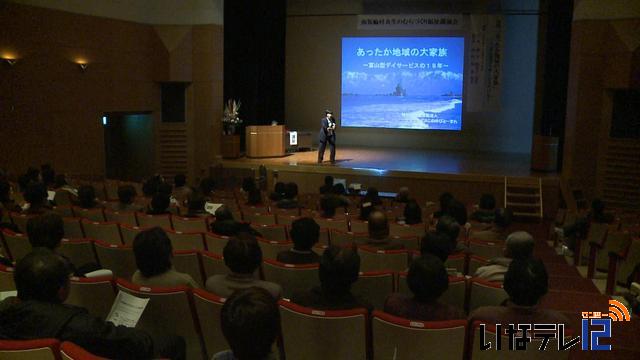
[246,125,286,158]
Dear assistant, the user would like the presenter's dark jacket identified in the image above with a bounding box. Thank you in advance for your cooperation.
[0,297,186,359]
[318,117,335,141]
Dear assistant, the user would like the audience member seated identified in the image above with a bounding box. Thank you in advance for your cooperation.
[131,227,199,288]
[362,187,382,207]
[211,206,260,237]
[470,258,571,328]
[0,249,186,359]
[474,231,535,282]
[319,175,334,195]
[0,180,20,212]
[77,185,99,209]
[319,195,341,218]
[241,176,257,194]
[292,245,372,311]
[199,177,217,199]
[563,198,615,254]
[277,217,321,264]
[172,173,192,206]
[22,182,51,214]
[420,231,454,262]
[358,195,381,221]
[470,193,497,223]
[142,174,164,198]
[399,199,422,225]
[53,174,78,198]
[112,185,141,212]
[246,187,263,206]
[446,200,470,231]
[436,215,466,253]
[184,192,208,218]
[269,182,286,202]
[395,186,410,203]
[433,192,454,219]
[41,165,55,189]
[276,182,299,209]
[205,233,282,298]
[330,183,352,208]
[213,287,280,360]
[366,211,404,250]
[384,254,465,321]
[470,208,513,242]
[147,193,171,215]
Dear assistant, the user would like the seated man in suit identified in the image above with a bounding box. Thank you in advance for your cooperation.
[436,215,467,254]
[213,287,280,360]
[474,231,535,282]
[0,249,185,359]
[205,233,282,299]
[292,245,372,312]
[277,217,321,264]
[365,210,404,250]
[470,258,571,329]
[470,208,513,242]
[470,193,497,223]
[210,206,260,237]
[420,231,454,262]
[384,254,465,321]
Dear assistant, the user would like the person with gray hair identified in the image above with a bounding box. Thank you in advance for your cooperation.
[473,231,535,282]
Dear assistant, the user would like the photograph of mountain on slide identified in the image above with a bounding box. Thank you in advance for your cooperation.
[341,37,464,131]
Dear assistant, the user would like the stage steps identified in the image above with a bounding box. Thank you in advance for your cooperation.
[504,176,543,219]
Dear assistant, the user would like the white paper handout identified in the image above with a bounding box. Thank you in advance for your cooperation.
[204,202,224,215]
[47,191,56,201]
[106,290,149,328]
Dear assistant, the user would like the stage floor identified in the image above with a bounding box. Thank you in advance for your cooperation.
[222,146,557,179]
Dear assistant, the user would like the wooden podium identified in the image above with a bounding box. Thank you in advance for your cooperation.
[246,125,286,158]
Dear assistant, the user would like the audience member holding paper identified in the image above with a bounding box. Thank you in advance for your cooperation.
[132,227,199,288]
[0,249,186,359]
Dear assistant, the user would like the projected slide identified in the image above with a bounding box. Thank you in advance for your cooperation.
[341,37,464,131]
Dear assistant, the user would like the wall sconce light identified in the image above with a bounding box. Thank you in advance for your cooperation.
[78,62,88,72]
[4,58,17,66]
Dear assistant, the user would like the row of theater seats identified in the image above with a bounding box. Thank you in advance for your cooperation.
[550,209,640,295]
[0,339,106,360]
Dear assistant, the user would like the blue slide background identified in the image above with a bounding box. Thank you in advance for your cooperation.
[341,37,464,131]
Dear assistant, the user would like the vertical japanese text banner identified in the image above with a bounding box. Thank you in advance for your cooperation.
[467,14,504,112]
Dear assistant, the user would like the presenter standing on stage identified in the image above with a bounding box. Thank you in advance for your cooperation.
[318,109,336,164]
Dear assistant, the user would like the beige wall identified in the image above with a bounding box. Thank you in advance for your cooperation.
[0,3,223,182]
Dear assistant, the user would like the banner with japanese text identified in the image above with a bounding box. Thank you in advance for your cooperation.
[357,14,465,30]
[467,14,504,112]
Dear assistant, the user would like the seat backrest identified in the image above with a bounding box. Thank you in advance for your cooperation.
[65,276,115,319]
[255,224,288,241]
[0,264,15,291]
[116,279,204,360]
[372,311,467,360]
[390,235,421,251]
[330,230,367,247]
[470,321,568,360]
[165,230,205,251]
[351,271,394,310]
[596,230,632,271]
[60,341,106,360]
[171,217,209,233]
[389,223,426,238]
[119,224,148,246]
[276,214,298,227]
[468,240,503,260]
[62,218,85,239]
[1,229,31,262]
[72,207,105,222]
[201,251,229,278]
[262,260,319,299]
[359,247,409,272]
[445,253,467,276]
[0,339,60,360]
[58,240,97,268]
[397,273,468,311]
[103,210,138,227]
[52,205,74,218]
[257,239,292,260]
[243,212,277,225]
[318,227,330,246]
[81,220,122,245]
[54,191,74,206]
[93,241,137,279]
[314,217,348,232]
[349,220,368,233]
[279,300,368,360]
[136,213,172,230]
[467,255,489,277]
[172,250,204,286]
[469,278,508,313]
[9,212,36,233]
[192,288,229,358]
[204,232,229,254]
